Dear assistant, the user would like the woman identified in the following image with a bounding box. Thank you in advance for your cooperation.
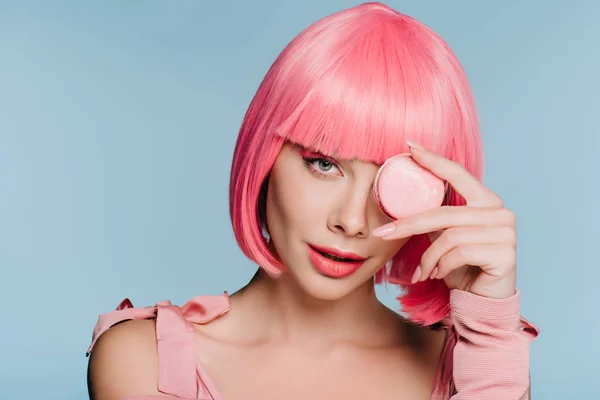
[87,3,539,399]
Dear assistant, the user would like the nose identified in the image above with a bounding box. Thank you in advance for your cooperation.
[328,184,372,239]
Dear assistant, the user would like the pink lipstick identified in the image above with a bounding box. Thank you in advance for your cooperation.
[307,244,366,278]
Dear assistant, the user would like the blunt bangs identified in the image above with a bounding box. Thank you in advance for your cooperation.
[273,13,478,166]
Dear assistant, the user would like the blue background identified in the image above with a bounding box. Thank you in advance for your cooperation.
[1,1,598,398]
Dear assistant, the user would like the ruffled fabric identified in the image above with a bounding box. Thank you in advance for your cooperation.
[88,293,230,399]
[88,289,538,399]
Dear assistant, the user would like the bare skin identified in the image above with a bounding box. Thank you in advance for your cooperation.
[189,270,447,400]
[88,143,447,399]
[88,278,446,400]
[89,141,524,398]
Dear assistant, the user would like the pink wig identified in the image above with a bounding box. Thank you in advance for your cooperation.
[229,2,483,326]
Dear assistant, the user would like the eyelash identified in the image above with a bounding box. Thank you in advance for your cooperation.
[302,156,342,178]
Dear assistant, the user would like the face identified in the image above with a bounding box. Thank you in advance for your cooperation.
[264,142,410,300]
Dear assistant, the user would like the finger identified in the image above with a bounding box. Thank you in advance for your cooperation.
[428,229,443,243]
[419,226,517,281]
[433,243,516,281]
[373,206,516,239]
[407,141,502,207]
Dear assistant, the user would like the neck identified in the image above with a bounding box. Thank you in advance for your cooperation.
[230,268,404,351]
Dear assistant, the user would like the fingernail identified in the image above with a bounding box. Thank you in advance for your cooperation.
[411,266,422,284]
[372,223,396,237]
[430,267,438,279]
[407,140,425,151]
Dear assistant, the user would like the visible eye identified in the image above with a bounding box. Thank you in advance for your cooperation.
[302,156,342,177]
[315,159,334,172]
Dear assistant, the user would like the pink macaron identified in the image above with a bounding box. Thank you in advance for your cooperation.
[373,153,446,220]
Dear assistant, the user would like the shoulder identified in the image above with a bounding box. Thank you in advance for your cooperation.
[87,319,162,400]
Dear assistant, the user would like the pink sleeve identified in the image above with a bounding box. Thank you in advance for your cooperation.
[448,289,539,399]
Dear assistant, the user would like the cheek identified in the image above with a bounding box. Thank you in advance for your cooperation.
[266,171,320,240]
[268,170,330,232]
[371,237,410,263]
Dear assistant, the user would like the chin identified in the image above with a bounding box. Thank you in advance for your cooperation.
[287,261,379,301]
[294,274,362,301]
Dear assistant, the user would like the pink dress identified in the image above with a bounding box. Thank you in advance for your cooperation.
[87,289,539,399]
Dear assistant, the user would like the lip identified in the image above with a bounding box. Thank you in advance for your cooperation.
[307,244,367,278]
[307,244,366,261]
